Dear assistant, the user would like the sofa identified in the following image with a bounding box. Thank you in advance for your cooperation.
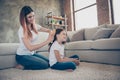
[65,24,120,65]
[0,24,120,80]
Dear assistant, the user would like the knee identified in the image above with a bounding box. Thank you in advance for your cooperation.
[74,55,80,60]
[30,63,49,70]
[38,61,49,69]
[30,61,49,70]
[42,63,49,69]
[69,62,76,70]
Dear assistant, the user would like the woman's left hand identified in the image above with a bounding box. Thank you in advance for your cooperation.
[49,29,56,37]
[46,30,55,43]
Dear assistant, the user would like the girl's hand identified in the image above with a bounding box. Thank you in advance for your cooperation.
[73,59,80,66]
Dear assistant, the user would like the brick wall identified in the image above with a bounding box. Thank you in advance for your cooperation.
[0,0,63,43]
[96,0,110,25]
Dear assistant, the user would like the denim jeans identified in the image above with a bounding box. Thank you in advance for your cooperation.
[50,55,80,70]
[16,53,49,70]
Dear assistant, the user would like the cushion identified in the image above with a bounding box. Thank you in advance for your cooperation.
[65,40,93,50]
[110,26,120,38]
[0,43,19,69]
[0,43,19,55]
[67,31,76,41]
[71,29,84,42]
[0,55,17,69]
[92,38,120,50]
[84,27,99,40]
[106,24,120,29]
[98,24,107,28]
[92,28,114,40]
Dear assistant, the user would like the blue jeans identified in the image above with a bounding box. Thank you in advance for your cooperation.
[16,53,49,70]
[51,55,80,70]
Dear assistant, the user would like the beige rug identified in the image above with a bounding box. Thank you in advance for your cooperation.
[0,62,120,80]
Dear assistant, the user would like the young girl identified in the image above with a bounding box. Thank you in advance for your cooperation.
[49,28,80,71]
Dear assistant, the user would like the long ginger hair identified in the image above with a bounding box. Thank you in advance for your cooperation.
[20,6,38,39]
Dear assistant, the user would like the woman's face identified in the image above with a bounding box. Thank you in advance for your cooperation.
[57,30,67,42]
[26,12,35,24]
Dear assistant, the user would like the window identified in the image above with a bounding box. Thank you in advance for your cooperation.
[112,0,120,24]
[74,0,96,10]
[73,0,98,30]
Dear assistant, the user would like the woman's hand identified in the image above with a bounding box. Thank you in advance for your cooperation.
[46,30,55,43]
[49,29,56,36]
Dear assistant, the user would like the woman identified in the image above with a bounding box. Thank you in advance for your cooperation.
[16,6,54,70]
[49,28,80,72]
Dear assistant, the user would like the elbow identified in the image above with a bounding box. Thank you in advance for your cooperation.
[29,49,33,52]
[57,59,63,62]
[27,45,39,52]
[27,47,34,52]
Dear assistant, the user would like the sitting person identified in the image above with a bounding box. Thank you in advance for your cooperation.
[16,6,54,70]
[49,28,80,71]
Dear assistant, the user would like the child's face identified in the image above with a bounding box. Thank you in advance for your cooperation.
[57,30,67,42]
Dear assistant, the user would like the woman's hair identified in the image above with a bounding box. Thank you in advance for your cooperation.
[49,28,66,51]
[20,6,38,39]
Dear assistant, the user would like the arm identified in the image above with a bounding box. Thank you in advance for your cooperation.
[54,50,75,62]
[63,57,80,66]
[39,27,56,37]
[22,33,53,51]
[54,50,80,65]
[39,27,51,33]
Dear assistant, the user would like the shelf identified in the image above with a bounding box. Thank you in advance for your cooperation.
[46,16,66,21]
[48,24,67,27]
[46,12,67,30]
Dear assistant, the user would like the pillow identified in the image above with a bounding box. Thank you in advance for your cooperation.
[92,28,114,40]
[66,36,70,42]
[71,29,84,42]
[110,26,120,38]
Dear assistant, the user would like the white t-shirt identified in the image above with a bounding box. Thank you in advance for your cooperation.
[16,24,42,55]
[49,41,65,66]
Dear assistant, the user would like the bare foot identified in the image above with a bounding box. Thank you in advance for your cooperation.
[77,62,80,66]
[15,64,24,70]
[66,69,74,72]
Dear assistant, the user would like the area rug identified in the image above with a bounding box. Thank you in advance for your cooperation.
[0,62,120,80]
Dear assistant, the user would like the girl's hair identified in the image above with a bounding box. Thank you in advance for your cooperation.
[20,6,38,39]
[49,28,66,51]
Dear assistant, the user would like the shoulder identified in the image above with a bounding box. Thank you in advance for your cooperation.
[51,41,61,49]
[18,26,24,37]
[53,41,59,46]
[18,26,23,33]
[35,24,42,31]
[36,24,42,28]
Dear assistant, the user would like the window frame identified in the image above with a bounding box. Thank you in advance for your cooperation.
[110,0,120,24]
[72,0,97,30]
